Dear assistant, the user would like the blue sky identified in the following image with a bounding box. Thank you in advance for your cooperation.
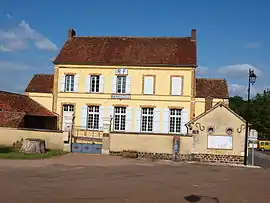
[0,0,269,97]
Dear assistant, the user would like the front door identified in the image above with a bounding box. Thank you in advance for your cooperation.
[62,104,74,131]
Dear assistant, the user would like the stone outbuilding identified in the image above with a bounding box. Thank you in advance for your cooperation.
[186,102,246,164]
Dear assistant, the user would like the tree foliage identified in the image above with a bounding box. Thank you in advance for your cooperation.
[229,89,270,140]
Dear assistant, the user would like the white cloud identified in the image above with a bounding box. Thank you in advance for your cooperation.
[0,20,57,52]
[245,42,261,49]
[217,64,262,78]
[229,83,264,98]
[0,45,12,52]
[196,65,209,76]
[0,61,34,71]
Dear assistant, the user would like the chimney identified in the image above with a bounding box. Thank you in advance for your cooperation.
[191,29,196,43]
[68,29,76,40]
[205,96,213,112]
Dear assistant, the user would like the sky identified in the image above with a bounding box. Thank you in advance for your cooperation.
[0,0,269,98]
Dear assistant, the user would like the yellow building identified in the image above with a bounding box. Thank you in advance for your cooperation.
[25,28,229,135]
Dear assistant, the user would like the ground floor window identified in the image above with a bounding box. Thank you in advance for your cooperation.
[141,108,154,132]
[87,106,99,130]
[114,107,126,131]
[169,109,182,133]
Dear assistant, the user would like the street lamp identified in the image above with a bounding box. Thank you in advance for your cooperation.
[244,69,257,166]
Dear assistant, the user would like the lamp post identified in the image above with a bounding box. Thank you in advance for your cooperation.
[244,69,257,166]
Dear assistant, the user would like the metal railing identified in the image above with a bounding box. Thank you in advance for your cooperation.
[71,126,104,143]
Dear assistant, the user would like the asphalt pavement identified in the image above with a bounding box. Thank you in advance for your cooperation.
[248,148,270,168]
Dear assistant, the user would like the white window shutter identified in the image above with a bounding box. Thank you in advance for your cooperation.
[81,105,88,130]
[99,106,105,130]
[162,108,170,133]
[134,108,141,132]
[143,76,154,94]
[112,76,117,93]
[99,75,104,93]
[171,77,182,95]
[74,74,79,92]
[60,75,65,92]
[108,106,114,131]
[126,76,131,94]
[181,109,189,135]
[86,75,91,93]
[153,108,161,133]
[126,107,132,132]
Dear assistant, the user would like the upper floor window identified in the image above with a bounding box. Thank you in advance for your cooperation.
[171,76,183,96]
[143,75,155,94]
[141,108,154,132]
[87,106,99,130]
[117,76,126,94]
[169,109,182,133]
[90,75,100,93]
[114,107,126,131]
[65,75,74,92]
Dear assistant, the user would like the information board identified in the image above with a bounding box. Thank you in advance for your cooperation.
[208,135,233,149]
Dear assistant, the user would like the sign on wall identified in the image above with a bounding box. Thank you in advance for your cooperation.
[115,68,128,75]
[111,93,131,99]
[207,135,233,149]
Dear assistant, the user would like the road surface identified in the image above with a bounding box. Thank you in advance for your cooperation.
[248,149,270,168]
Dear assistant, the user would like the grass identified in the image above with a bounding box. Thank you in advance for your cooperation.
[0,146,67,159]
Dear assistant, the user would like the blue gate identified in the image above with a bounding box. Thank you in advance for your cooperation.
[71,136,102,154]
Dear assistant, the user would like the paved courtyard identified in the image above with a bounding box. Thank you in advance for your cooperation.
[0,154,269,203]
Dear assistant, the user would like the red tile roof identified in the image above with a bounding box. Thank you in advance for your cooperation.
[54,30,197,66]
[25,74,54,93]
[195,78,229,99]
[0,111,25,128]
[0,91,56,117]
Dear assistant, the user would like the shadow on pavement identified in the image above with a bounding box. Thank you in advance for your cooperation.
[184,194,220,203]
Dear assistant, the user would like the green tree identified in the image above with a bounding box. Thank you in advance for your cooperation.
[229,89,270,140]
[229,96,247,118]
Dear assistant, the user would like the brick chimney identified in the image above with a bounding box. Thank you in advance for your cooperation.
[205,96,213,112]
[68,29,76,40]
[191,29,196,43]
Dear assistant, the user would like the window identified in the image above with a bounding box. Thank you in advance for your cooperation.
[116,76,126,93]
[171,76,182,95]
[141,108,154,132]
[143,76,154,94]
[87,106,99,130]
[63,104,74,112]
[90,75,100,93]
[114,107,126,131]
[265,142,269,146]
[169,109,182,133]
[65,75,74,92]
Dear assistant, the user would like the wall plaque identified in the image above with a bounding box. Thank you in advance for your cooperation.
[115,68,128,75]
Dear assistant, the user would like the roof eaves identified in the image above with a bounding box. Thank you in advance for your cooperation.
[53,61,197,67]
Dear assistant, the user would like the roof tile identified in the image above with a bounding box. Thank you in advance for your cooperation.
[54,35,197,66]
[0,91,56,117]
[195,78,229,99]
[25,74,54,93]
[0,112,25,128]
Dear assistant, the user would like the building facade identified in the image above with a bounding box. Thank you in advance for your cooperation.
[25,29,229,135]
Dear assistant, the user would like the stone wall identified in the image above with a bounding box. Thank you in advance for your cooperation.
[110,151,244,165]
[192,153,244,165]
